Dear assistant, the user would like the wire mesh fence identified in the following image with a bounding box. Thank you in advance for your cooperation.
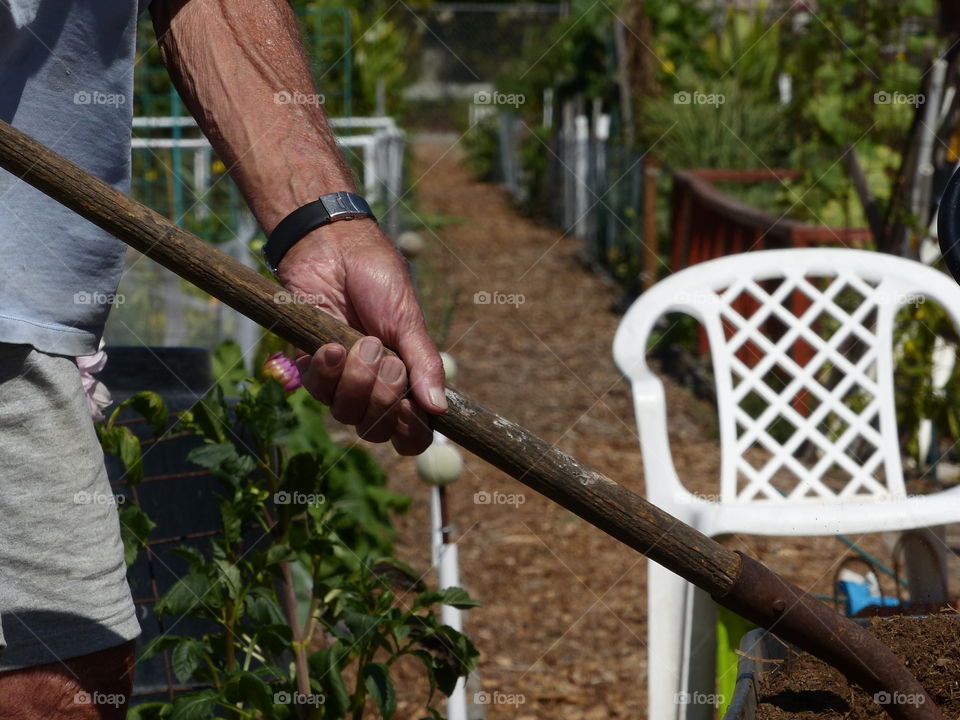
[486,103,654,298]
[107,15,407,356]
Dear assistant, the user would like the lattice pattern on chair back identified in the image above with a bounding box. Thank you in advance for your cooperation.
[710,265,907,504]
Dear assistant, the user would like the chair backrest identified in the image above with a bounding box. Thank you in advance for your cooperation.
[614,248,960,508]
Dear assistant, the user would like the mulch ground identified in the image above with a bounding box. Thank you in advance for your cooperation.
[757,614,960,719]
[351,136,959,719]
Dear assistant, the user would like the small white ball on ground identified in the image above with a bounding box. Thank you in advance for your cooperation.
[439,351,457,383]
[416,442,463,485]
[396,231,424,259]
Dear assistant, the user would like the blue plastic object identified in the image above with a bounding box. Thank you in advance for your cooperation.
[836,579,902,616]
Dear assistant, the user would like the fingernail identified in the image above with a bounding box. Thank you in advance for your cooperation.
[380,358,404,383]
[323,345,344,367]
[429,387,448,411]
[359,337,381,363]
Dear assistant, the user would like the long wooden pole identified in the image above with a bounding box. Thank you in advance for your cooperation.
[0,120,942,720]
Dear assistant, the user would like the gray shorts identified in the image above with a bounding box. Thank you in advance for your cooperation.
[0,343,140,671]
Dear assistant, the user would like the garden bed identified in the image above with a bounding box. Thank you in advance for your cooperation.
[753,615,960,719]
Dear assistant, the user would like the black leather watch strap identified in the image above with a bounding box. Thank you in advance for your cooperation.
[263,191,376,274]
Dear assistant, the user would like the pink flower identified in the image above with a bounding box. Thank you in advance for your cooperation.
[263,352,302,391]
[77,340,113,422]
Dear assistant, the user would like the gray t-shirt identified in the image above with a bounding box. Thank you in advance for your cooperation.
[0,1,148,357]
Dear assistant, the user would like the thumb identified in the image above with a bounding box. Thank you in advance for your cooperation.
[395,319,447,414]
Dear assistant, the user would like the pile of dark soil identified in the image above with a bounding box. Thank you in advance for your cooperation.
[757,615,960,719]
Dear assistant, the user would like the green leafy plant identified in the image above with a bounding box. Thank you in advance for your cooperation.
[103,347,478,719]
[893,298,960,465]
[461,118,500,182]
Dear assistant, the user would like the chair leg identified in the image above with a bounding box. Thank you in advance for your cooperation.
[647,560,687,720]
[895,527,949,604]
[647,560,720,720]
[682,584,718,720]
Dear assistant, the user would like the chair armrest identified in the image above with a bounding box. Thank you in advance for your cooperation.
[629,373,703,514]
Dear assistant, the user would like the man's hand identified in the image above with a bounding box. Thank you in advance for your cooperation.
[151,0,446,454]
[279,219,444,455]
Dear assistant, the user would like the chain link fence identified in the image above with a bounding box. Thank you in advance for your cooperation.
[484,100,656,298]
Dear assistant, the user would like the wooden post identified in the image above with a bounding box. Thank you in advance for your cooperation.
[642,155,660,289]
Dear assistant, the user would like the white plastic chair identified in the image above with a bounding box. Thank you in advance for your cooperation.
[612,248,960,720]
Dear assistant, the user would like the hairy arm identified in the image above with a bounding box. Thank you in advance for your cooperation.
[151,0,442,454]
[150,0,351,229]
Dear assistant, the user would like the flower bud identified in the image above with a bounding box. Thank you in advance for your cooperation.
[263,352,302,391]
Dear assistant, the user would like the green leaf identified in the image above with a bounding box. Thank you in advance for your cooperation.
[188,443,255,482]
[282,453,325,499]
[236,671,274,716]
[97,425,144,484]
[393,623,411,645]
[213,558,242,600]
[342,609,380,642]
[118,504,156,566]
[126,702,172,720]
[124,391,169,438]
[237,378,297,445]
[242,587,287,626]
[363,662,397,719]
[420,626,478,696]
[408,649,437,702]
[171,638,204,684]
[138,635,183,663]
[220,502,243,545]
[307,642,351,716]
[170,690,218,720]
[254,623,293,653]
[169,545,206,570]
[415,587,480,611]
[284,388,334,455]
[212,340,249,396]
[156,571,218,616]
[181,388,230,444]
[264,543,296,567]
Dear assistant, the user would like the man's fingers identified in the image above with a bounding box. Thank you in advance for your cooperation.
[395,322,447,414]
[298,344,345,406]
[330,337,383,426]
[298,332,439,453]
[391,398,435,456]
[355,356,407,443]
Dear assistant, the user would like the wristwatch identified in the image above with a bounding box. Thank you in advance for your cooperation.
[262,191,377,274]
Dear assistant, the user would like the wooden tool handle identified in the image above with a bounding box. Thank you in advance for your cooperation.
[0,119,740,595]
[0,120,943,720]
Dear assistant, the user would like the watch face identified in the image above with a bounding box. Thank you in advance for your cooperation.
[320,192,373,221]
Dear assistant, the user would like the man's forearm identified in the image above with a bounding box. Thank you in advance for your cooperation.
[151,0,357,234]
